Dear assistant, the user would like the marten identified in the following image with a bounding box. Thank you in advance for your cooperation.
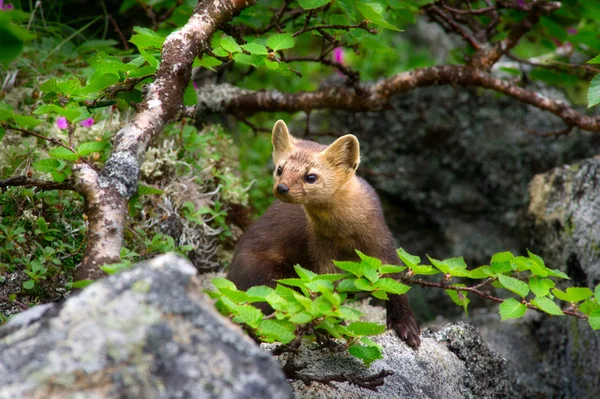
[227,120,421,348]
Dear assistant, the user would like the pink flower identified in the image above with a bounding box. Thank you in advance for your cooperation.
[567,28,577,35]
[79,117,94,127]
[193,81,198,90]
[0,0,14,11]
[333,47,344,65]
[56,117,68,130]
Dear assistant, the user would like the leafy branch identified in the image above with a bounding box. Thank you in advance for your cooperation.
[210,247,600,388]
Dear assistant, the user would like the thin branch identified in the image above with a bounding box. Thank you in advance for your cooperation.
[426,5,481,50]
[108,15,129,50]
[526,124,574,137]
[284,366,394,392]
[292,21,377,38]
[442,3,496,15]
[2,124,99,172]
[406,278,587,319]
[0,295,29,310]
[0,176,75,191]
[284,56,359,83]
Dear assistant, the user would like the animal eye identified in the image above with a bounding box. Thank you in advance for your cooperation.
[305,174,318,183]
[276,166,283,176]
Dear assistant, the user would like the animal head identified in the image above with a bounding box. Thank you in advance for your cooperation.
[271,119,360,205]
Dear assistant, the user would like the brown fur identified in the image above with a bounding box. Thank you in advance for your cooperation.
[227,120,421,348]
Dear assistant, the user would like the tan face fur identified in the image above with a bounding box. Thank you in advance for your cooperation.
[271,120,360,205]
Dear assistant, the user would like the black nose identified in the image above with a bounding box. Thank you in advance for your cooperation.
[277,183,289,195]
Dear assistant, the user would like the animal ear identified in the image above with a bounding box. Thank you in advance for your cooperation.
[322,134,360,171]
[272,120,293,162]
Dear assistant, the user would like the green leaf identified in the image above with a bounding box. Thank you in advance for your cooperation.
[588,310,600,330]
[212,278,237,291]
[13,114,41,129]
[595,283,600,302]
[396,248,420,266]
[589,74,600,107]
[354,278,373,291]
[294,264,317,281]
[580,299,600,316]
[588,54,600,64]
[137,184,163,195]
[409,264,439,275]
[77,141,107,156]
[373,278,410,295]
[498,274,530,298]
[49,147,79,161]
[348,344,383,366]
[220,36,242,53]
[289,312,314,324]
[34,104,90,123]
[241,43,269,55]
[529,277,554,297]
[22,280,35,290]
[130,27,165,50]
[511,256,534,272]
[372,290,389,300]
[356,2,401,31]
[33,159,60,173]
[267,33,295,51]
[298,0,331,10]
[314,273,347,281]
[71,279,94,289]
[333,260,363,277]
[337,278,359,292]
[265,291,289,311]
[246,285,275,300]
[467,266,491,279]
[531,297,564,316]
[339,306,363,321]
[193,55,222,71]
[88,51,135,75]
[379,264,406,274]
[499,298,527,320]
[567,287,593,302]
[427,256,449,274]
[346,321,386,336]
[0,102,14,120]
[546,268,570,279]
[553,287,593,303]
[446,285,470,315]
[232,304,263,328]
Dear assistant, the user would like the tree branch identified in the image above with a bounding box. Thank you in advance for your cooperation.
[70,0,254,281]
[196,65,600,132]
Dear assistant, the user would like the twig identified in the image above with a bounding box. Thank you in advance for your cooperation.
[2,124,98,172]
[284,365,394,392]
[406,278,587,319]
[0,176,75,191]
[293,21,377,38]
[0,295,29,310]
[526,125,574,137]
[108,15,129,50]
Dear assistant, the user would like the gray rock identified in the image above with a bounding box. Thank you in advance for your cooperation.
[0,253,293,399]
[266,322,512,399]
[527,157,600,398]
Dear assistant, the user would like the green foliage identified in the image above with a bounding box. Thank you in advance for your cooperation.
[210,250,408,366]
[212,247,600,367]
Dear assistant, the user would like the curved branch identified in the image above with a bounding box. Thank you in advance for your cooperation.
[197,65,600,132]
[72,0,254,281]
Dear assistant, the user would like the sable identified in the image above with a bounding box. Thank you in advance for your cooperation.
[227,120,421,348]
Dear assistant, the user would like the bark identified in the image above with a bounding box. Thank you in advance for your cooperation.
[72,0,255,281]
